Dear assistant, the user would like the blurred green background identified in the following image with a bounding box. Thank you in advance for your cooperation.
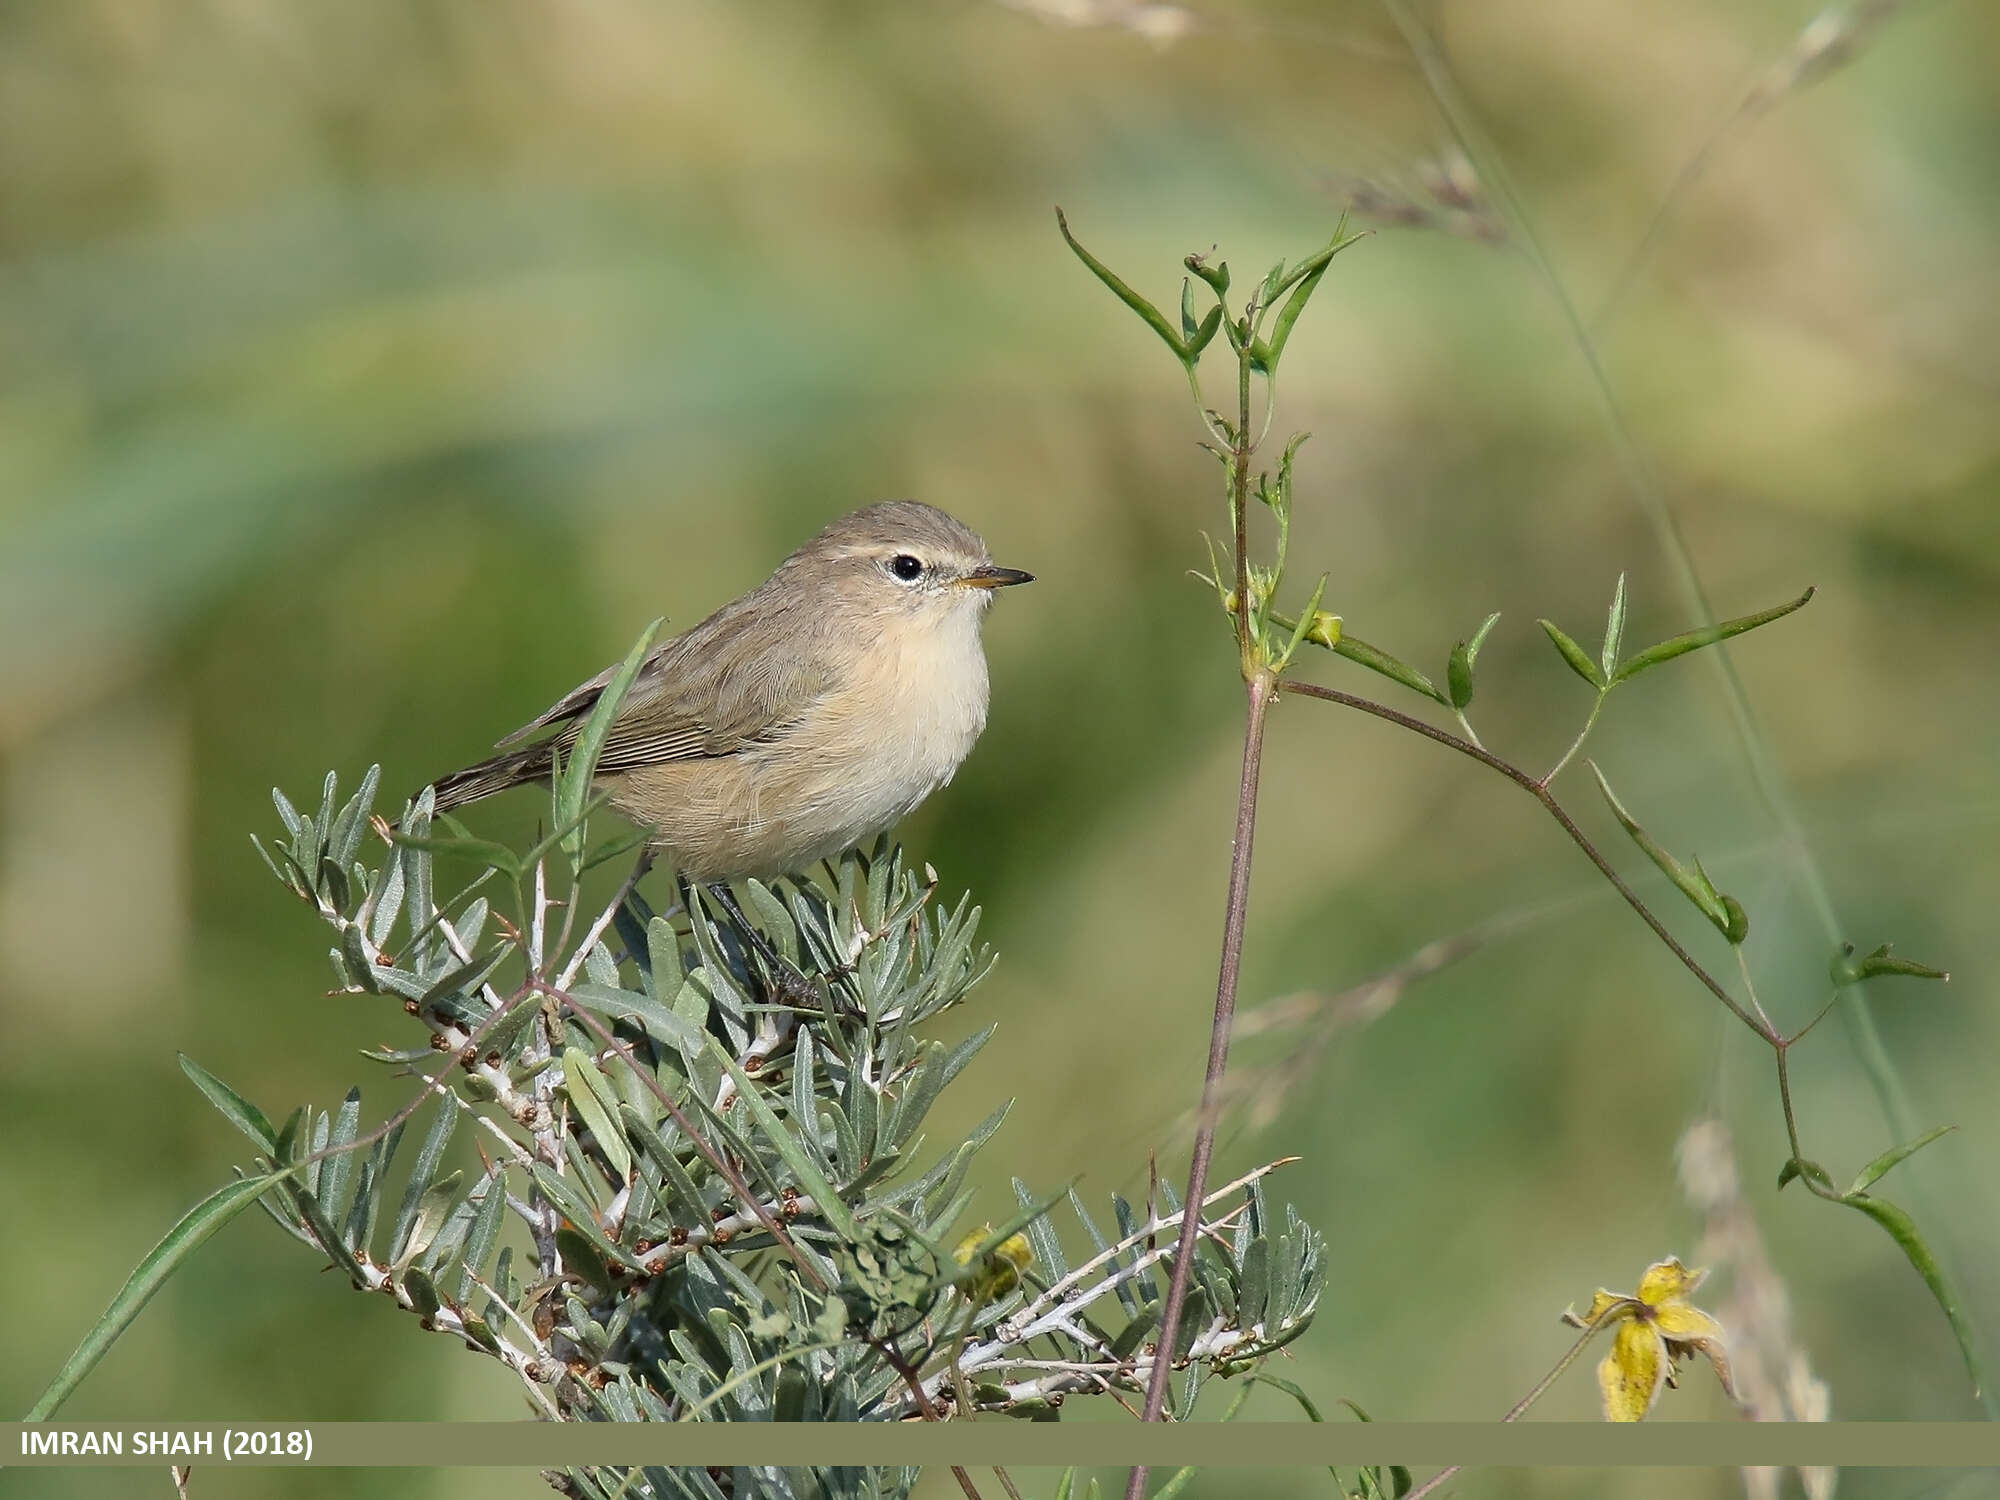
[4,1,1998,1497]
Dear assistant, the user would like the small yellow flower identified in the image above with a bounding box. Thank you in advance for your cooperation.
[1563,1257,1735,1422]
[952,1225,1033,1302]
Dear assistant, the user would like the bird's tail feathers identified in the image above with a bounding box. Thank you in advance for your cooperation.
[426,744,553,814]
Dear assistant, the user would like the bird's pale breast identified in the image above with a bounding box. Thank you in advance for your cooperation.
[604,606,991,880]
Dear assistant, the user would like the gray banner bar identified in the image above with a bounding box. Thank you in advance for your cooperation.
[8,1422,2000,1469]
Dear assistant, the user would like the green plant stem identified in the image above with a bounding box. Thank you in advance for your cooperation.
[1231,351,1255,676]
[1450,706,1486,752]
[1128,668,1277,1480]
[1501,1313,1615,1423]
[1542,689,1607,786]
[1284,678,1769,1039]
[1775,1042,1808,1171]
[1787,988,1844,1048]
[863,1336,986,1500]
[1403,1310,1618,1500]
[1130,303,1273,1498]
[1732,945,1778,1047]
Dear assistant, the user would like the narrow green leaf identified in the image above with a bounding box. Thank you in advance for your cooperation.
[366,846,407,948]
[621,1105,709,1230]
[1839,1192,1985,1401]
[1611,587,1815,684]
[312,770,339,852]
[327,764,382,873]
[1057,207,1190,362]
[402,1265,442,1320]
[473,991,544,1063]
[709,1042,861,1241]
[791,1029,830,1175]
[390,830,522,882]
[1448,629,1489,707]
[1011,1178,1069,1282]
[346,1122,404,1255]
[1236,1237,1270,1331]
[401,788,437,968]
[554,1225,615,1297]
[336,924,378,994]
[1275,572,1330,672]
[1257,259,1287,308]
[396,1171,465,1269]
[1832,941,1951,987]
[1188,304,1224,358]
[388,1100,458,1265]
[528,1163,632,1271]
[935,1023,995,1095]
[1539,618,1608,689]
[647,914,686,997]
[1256,224,1365,373]
[886,1041,948,1151]
[417,945,511,1014]
[563,1047,633,1181]
[1601,573,1628,681]
[842,1061,880,1176]
[583,937,618,990]
[1777,1158,1835,1193]
[1243,1374,1325,1427]
[26,1172,290,1419]
[566,981,706,1054]
[742,880,799,966]
[581,827,648,874]
[1589,763,1744,942]
[1330,634,1449,705]
[1848,1125,1956,1198]
[319,1088,363,1228]
[249,833,296,894]
[1446,611,1502,711]
[559,620,665,855]
[178,1055,278,1153]
[456,1171,508,1303]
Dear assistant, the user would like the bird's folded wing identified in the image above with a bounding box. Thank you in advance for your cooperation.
[493,662,623,747]
[492,601,839,770]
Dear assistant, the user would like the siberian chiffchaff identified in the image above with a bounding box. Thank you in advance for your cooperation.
[428,502,1032,881]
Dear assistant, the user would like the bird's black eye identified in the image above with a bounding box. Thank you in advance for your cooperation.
[889,554,924,582]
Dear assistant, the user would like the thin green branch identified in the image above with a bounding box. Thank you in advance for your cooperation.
[1542,690,1607,787]
[1133,668,1278,1451]
[1403,1303,1624,1500]
[1283,677,1768,1037]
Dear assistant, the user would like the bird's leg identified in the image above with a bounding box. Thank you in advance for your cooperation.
[702,882,818,1030]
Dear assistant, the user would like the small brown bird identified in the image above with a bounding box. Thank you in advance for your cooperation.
[428,502,1032,881]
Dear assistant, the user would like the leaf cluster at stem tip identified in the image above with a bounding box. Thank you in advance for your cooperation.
[1056,207,1366,380]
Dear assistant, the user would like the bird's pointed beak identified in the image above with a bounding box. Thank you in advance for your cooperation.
[960,565,1035,590]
